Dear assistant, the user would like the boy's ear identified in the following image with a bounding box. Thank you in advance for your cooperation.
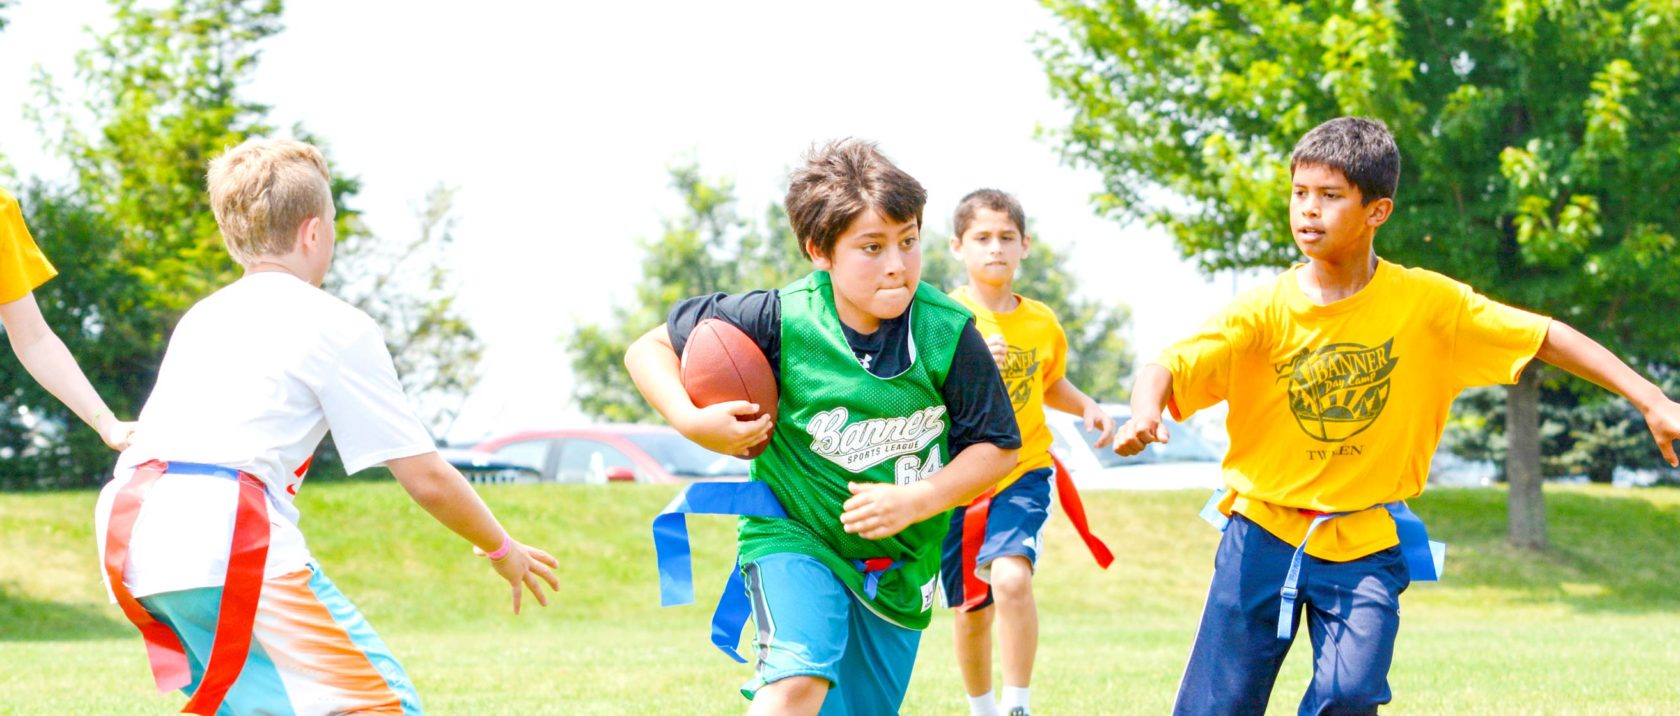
[805,238,832,270]
[1020,232,1031,258]
[296,216,321,248]
[1365,198,1394,228]
[948,233,962,256]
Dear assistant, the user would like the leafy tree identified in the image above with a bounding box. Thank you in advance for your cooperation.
[1444,373,1680,485]
[569,163,1133,421]
[1040,0,1680,549]
[325,185,482,436]
[2,0,479,487]
[568,163,801,423]
[0,184,153,488]
[30,0,285,313]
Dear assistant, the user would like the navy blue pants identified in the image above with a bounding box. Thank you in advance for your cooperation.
[939,467,1053,610]
[1174,514,1410,716]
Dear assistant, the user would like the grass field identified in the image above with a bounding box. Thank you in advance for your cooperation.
[2,482,1678,714]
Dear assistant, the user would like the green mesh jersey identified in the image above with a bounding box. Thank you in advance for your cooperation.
[739,271,973,629]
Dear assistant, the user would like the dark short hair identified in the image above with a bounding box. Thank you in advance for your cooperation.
[785,139,926,260]
[1290,117,1400,204]
[952,188,1026,240]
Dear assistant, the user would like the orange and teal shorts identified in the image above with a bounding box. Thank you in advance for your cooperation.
[138,563,421,715]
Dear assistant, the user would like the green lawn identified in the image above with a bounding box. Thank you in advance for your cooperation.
[2,482,1678,714]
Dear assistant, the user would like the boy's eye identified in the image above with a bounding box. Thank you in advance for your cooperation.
[901,237,918,249]
[1325,193,1340,200]
[861,243,881,254]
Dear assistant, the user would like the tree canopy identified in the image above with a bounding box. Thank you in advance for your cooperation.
[1,0,479,487]
[1039,0,1680,546]
[1040,0,1680,352]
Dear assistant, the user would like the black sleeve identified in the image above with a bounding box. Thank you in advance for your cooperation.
[666,290,782,380]
[943,319,1023,456]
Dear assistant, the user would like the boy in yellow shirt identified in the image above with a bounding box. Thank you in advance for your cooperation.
[0,187,135,451]
[1114,117,1680,715]
[942,189,1115,716]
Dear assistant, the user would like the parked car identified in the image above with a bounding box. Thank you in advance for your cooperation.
[470,425,751,484]
[1425,447,1497,487]
[1044,404,1226,491]
[438,447,543,485]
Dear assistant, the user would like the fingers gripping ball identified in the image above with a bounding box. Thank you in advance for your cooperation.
[680,318,778,458]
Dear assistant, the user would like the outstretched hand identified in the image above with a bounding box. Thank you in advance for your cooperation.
[679,400,774,457]
[1083,401,1117,449]
[1642,398,1680,467]
[479,540,560,615]
[1111,413,1170,457]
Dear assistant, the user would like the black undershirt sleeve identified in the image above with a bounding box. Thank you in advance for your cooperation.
[665,290,782,381]
[942,319,1023,457]
[667,296,1019,458]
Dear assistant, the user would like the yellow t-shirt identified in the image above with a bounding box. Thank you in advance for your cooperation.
[951,287,1067,492]
[0,188,58,304]
[1158,259,1550,561]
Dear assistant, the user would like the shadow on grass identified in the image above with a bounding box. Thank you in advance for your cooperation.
[0,584,132,641]
[1414,487,1680,614]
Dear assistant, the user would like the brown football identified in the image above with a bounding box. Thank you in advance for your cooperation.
[680,318,778,458]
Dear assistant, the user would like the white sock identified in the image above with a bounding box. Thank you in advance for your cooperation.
[1002,685,1031,712]
[968,691,1001,716]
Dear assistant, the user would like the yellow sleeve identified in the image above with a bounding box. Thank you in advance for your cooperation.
[1448,283,1550,388]
[1045,316,1068,385]
[1157,306,1247,421]
[0,189,58,304]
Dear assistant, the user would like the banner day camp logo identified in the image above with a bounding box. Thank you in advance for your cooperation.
[1275,339,1399,442]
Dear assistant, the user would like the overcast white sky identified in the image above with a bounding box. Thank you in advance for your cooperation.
[0,1,1258,442]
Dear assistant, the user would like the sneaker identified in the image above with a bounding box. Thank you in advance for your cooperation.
[1006,708,1030,716]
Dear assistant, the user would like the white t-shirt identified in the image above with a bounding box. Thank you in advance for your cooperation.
[95,272,437,598]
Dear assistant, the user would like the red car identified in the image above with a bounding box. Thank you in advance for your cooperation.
[469,425,751,484]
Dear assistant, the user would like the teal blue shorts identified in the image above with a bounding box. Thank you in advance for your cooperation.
[740,552,921,715]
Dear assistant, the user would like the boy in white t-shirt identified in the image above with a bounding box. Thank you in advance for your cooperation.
[94,138,558,716]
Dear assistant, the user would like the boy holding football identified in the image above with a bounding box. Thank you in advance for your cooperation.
[626,139,1021,715]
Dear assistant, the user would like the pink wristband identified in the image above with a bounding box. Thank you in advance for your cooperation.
[485,534,512,561]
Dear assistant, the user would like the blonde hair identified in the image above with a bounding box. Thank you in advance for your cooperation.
[206,138,333,265]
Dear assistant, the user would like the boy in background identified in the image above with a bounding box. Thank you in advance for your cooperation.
[943,189,1114,716]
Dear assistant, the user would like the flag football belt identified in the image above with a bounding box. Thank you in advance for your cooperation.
[104,460,271,715]
[1198,488,1446,640]
[850,556,902,600]
[956,453,1113,611]
[652,481,908,663]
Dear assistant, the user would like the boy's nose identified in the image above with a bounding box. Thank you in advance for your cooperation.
[884,246,907,274]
